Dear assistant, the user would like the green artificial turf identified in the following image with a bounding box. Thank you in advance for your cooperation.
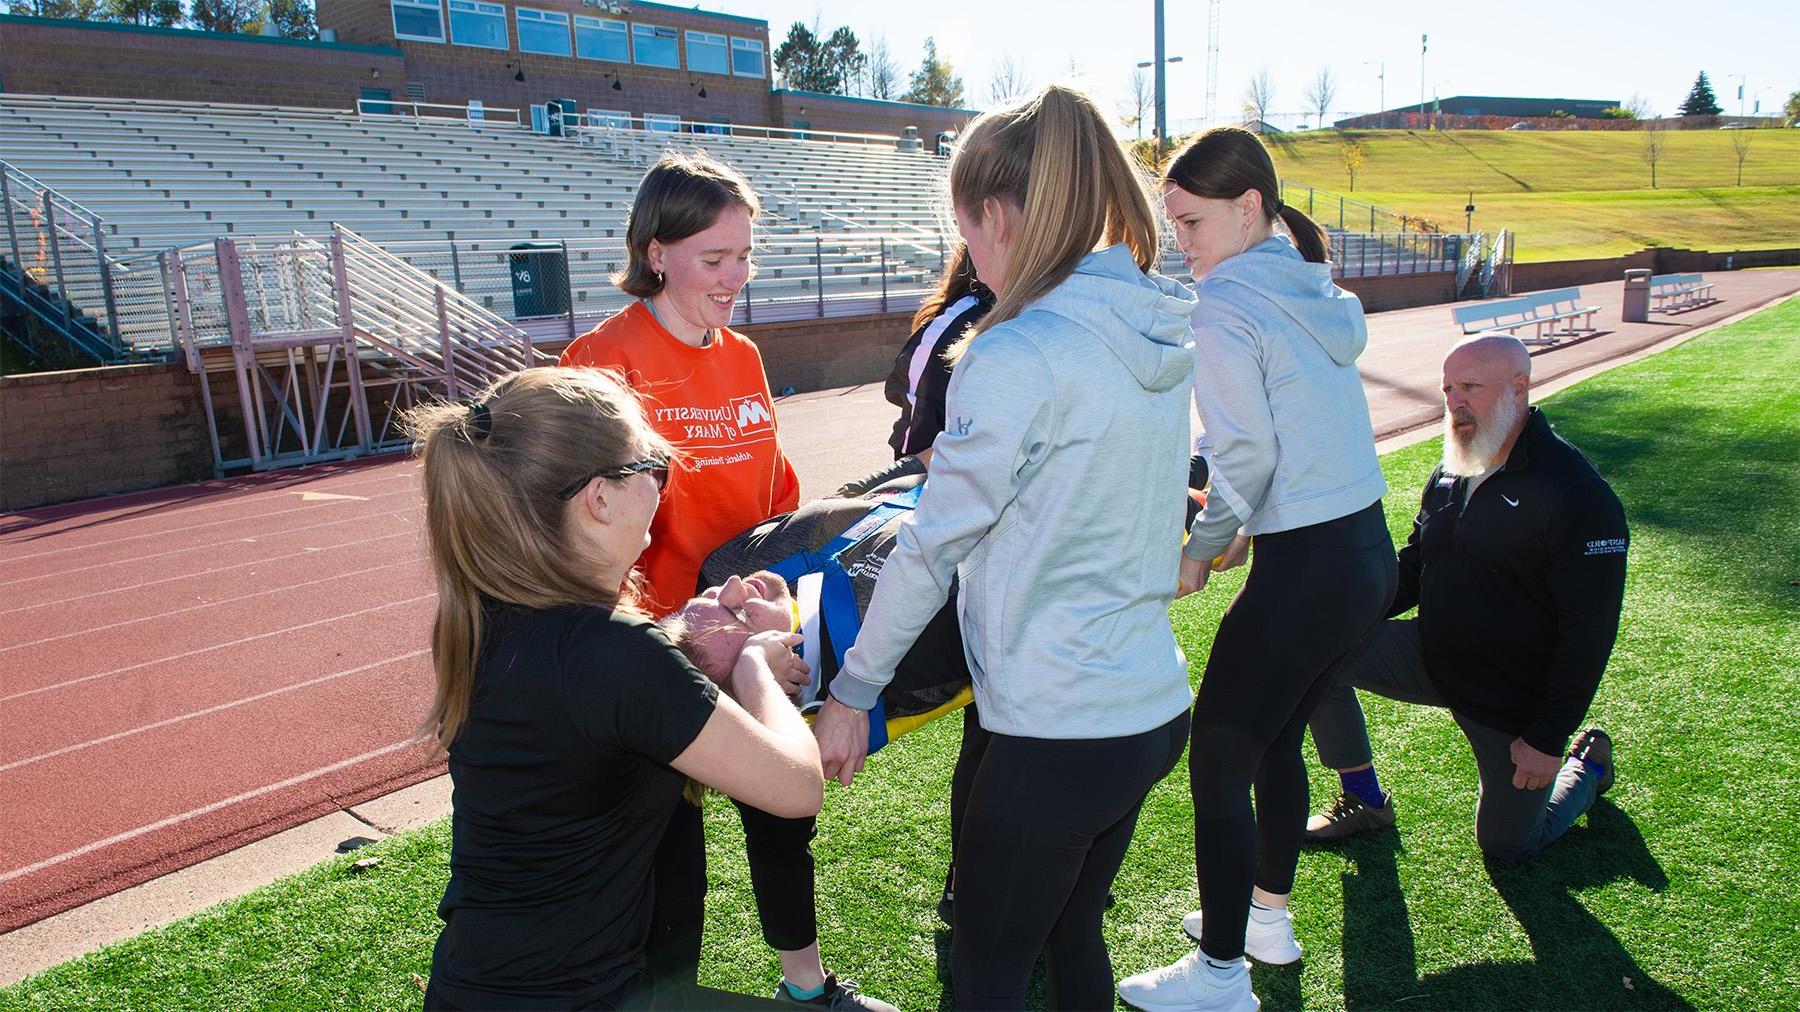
[5,298,1798,1010]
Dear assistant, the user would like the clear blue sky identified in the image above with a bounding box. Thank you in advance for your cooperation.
[710,0,1799,127]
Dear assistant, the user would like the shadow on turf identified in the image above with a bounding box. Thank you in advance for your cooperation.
[1330,800,1689,1010]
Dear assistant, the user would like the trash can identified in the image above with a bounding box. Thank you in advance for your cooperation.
[509,242,570,317]
[1621,268,1651,323]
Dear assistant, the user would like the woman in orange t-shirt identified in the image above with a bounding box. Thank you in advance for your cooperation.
[561,153,894,1012]
[561,152,800,620]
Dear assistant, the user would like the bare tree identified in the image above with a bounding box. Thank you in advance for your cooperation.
[1303,66,1338,129]
[988,53,1032,106]
[866,34,898,99]
[1625,93,1654,120]
[1641,119,1666,189]
[1730,127,1754,186]
[1120,66,1151,140]
[1339,137,1366,191]
[1242,65,1275,131]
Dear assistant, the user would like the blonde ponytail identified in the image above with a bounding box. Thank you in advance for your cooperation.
[947,84,1159,358]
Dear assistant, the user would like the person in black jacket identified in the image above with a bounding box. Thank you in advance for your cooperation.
[882,242,992,462]
[1303,334,1628,862]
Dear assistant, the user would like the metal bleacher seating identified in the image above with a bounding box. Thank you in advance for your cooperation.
[0,94,951,346]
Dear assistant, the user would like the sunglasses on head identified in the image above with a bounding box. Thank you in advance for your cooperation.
[556,455,670,500]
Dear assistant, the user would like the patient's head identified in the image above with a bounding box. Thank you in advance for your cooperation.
[664,571,794,679]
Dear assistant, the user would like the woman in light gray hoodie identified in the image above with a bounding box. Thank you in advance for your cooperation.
[810,84,1196,1010]
[1118,128,1399,1012]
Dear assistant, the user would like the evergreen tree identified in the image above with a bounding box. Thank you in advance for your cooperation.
[188,0,263,34]
[772,21,863,95]
[104,0,181,26]
[901,37,964,108]
[1678,71,1722,117]
[266,0,315,39]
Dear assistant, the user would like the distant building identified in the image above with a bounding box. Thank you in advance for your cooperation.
[0,4,976,139]
[1335,95,1620,129]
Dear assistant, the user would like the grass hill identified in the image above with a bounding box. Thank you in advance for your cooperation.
[1263,129,1800,261]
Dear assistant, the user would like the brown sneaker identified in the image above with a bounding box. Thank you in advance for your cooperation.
[1304,791,1397,842]
[1568,727,1614,795]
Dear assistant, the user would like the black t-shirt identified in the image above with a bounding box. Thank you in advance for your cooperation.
[427,604,719,1010]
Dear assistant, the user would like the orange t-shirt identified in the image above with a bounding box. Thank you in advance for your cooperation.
[561,301,801,617]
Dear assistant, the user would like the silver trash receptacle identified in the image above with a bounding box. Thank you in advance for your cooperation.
[1622,268,1651,323]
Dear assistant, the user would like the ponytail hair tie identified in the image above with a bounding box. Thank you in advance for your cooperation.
[465,401,493,442]
[1272,200,1286,215]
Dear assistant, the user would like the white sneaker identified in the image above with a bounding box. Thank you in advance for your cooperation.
[1117,947,1260,1012]
[1181,907,1304,965]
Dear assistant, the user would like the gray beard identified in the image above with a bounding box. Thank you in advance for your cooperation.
[1442,395,1523,478]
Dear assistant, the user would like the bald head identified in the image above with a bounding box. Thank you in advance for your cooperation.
[1446,333,1532,386]
[1440,333,1531,476]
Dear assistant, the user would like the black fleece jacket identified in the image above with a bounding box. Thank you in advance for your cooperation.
[1394,407,1629,756]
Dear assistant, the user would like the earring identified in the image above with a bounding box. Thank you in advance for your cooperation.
[655,270,664,285]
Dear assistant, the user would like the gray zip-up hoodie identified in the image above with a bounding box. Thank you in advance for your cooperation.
[1183,234,1387,561]
[833,245,1198,739]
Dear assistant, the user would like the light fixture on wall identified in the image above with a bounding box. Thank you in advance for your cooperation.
[506,62,526,83]
[689,79,707,99]
[604,70,624,92]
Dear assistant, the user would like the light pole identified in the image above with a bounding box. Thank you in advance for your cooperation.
[1418,34,1427,128]
[1363,60,1385,128]
[1141,0,1184,153]
[1753,86,1771,115]
[1729,73,1747,118]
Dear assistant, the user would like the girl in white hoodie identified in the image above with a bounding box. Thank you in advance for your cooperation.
[1118,127,1399,1012]
[811,84,1197,1010]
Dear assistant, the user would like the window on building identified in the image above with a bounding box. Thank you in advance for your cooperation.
[448,0,506,50]
[391,0,445,43]
[574,15,628,62]
[516,7,570,57]
[644,113,680,132]
[730,37,765,78]
[685,31,728,75]
[632,23,679,69]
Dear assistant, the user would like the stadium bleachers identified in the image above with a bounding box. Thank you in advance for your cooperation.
[0,94,953,346]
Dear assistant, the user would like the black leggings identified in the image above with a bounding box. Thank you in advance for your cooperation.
[950,711,1190,1010]
[1188,501,1397,962]
[946,703,992,891]
[645,797,818,987]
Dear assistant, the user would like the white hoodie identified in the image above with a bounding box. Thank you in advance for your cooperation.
[832,245,1198,739]
[1184,234,1387,560]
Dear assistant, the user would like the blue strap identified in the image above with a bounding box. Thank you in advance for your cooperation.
[767,485,922,753]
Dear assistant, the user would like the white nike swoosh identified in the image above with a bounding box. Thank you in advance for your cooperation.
[1502,495,1520,507]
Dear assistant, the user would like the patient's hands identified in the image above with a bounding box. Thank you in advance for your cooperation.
[737,630,810,700]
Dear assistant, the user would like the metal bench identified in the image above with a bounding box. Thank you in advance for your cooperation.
[1650,272,1716,312]
[1450,286,1600,345]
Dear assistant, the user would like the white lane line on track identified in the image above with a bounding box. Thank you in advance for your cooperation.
[0,738,422,885]
[0,467,418,547]
[0,595,434,706]
[0,557,426,655]
[0,529,417,616]
[0,509,419,591]
[0,647,430,775]
[0,486,419,565]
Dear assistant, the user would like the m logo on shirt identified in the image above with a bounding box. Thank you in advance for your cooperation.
[732,394,774,434]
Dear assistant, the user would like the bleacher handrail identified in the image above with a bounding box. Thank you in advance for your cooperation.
[354,98,523,126]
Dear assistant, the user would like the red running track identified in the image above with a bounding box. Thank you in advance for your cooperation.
[0,456,441,934]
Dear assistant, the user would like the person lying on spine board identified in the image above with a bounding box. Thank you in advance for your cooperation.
[665,465,972,745]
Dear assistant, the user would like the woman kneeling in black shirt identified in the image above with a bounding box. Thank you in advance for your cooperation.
[407,367,822,1010]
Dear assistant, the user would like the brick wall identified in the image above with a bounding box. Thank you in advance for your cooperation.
[0,362,213,511]
[770,90,975,139]
[742,311,913,393]
[1338,270,1458,313]
[1510,246,1800,292]
[318,0,771,127]
[0,15,405,110]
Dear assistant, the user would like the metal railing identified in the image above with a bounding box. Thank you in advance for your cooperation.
[1160,232,1477,284]
[0,159,129,364]
[1278,181,1441,234]
[354,98,524,126]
